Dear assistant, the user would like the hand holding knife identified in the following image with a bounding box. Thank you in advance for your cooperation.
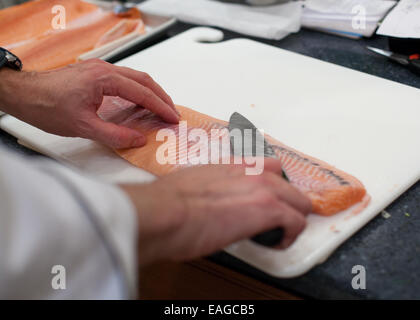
[229,112,289,248]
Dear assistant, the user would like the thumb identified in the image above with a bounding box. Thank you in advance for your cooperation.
[261,158,286,174]
[89,117,146,149]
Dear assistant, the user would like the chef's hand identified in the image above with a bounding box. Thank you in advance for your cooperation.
[120,159,312,266]
[0,59,179,148]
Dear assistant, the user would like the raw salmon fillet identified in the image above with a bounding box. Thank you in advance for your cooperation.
[98,97,368,216]
[0,0,145,71]
[0,0,98,47]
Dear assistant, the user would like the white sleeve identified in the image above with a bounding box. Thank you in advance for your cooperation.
[0,146,138,299]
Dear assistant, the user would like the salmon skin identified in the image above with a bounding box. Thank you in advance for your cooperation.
[0,0,145,71]
[98,97,368,216]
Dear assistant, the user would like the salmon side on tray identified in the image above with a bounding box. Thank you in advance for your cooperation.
[0,0,145,71]
[98,97,370,216]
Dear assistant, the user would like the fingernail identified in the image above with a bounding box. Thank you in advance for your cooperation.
[133,136,146,147]
[171,109,181,122]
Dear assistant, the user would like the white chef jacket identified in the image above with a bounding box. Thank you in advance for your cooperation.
[0,145,138,299]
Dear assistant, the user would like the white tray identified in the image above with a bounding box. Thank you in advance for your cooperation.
[79,1,177,62]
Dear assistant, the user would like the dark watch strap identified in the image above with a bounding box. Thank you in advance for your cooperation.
[0,48,22,71]
[0,50,7,69]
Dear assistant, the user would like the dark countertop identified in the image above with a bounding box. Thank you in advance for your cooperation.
[1,22,419,300]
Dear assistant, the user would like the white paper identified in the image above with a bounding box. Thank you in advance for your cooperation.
[139,0,302,40]
[304,0,396,15]
[302,0,396,38]
[377,0,420,38]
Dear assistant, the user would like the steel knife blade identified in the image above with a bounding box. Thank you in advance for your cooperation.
[228,112,288,180]
[228,112,287,247]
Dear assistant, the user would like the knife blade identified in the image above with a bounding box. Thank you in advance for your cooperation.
[367,46,420,76]
[228,112,287,247]
[229,112,288,181]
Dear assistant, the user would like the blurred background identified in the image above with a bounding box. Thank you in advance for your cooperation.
[0,0,292,9]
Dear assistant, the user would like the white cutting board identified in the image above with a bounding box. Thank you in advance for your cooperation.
[2,27,420,278]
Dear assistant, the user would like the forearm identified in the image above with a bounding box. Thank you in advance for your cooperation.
[0,68,21,113]
[0,68,38,117]
[0,67,79,137]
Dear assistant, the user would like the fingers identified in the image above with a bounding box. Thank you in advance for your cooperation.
[271,202,307,249]
[223,159,312,214]
[217,192,307,250]
[262,172,312,215]
[100,71,179,124]
[239,197,307,250]
[260,157,285,173]
[205,166,310,249]
[114,66,178,114]
[88,117,147,149]
[84,60,175,111]
[239,157,289,179]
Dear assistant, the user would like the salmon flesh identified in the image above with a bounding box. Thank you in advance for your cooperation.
[98,97,369,216]
[0,0,145,71]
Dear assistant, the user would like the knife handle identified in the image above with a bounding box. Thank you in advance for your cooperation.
[251,227,284,247]
[409,57,420,76]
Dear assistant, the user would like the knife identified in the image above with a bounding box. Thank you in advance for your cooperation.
[367,46,420,76]
[228,112,288,247]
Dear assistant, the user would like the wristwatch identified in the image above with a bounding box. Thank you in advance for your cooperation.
[0,48,22,71]
[0,48,22,116]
